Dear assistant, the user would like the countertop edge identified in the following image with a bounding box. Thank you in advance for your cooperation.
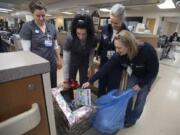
[0,62,50,83]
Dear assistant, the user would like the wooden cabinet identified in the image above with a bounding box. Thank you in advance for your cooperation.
[0,51,56,135]
[0,75,50,135]
[134,33,158,48]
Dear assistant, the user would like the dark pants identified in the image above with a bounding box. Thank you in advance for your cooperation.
[125,76,154,124]
[98,67,122,97]
[0,39,9,52]
[69,62,89,85]
[50,63,57,88]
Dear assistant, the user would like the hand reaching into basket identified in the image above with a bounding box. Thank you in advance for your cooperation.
[132,84,141,92]
[82,82,91,89]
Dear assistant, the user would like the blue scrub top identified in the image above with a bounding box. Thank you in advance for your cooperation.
[19,20,57,65]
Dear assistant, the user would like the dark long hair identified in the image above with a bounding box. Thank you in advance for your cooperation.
[71,14,95,38]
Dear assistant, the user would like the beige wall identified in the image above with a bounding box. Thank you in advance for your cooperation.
[0,16,5,20]
[161,19,170,36]
[178,24,180,33]
[55,16,64,29]
[160,17,180,36]
[167,22,178,36]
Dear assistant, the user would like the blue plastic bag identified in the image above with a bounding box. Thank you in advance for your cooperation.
[93,89,136,134]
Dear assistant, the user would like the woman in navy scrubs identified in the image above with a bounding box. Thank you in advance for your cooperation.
[83,30,159,127]
[63,14,97,88]
[97,4,128,97]
[20,0,62,88]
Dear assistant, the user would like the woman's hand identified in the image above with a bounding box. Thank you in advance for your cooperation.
[55,47,62,70]
[56,59,62,69]
[132,84,141,92]
[82,82,91,88]
[88,65,94,78]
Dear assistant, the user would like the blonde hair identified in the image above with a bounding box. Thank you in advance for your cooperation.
[114,30,138,60]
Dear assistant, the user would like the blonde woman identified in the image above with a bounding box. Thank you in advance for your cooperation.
[82,30,159,127]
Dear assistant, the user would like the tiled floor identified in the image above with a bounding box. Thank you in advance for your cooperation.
[57,51,180,135]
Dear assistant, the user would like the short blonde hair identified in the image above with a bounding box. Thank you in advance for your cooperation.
[114,30,138,60]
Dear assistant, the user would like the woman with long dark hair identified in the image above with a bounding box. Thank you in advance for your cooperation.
[63,14,97,88]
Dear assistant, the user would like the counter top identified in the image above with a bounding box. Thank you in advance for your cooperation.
[134,32,157,38]
[0,51,50,83]
[133,32,158,48]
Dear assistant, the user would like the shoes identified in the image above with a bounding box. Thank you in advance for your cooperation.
[124,122,135,128]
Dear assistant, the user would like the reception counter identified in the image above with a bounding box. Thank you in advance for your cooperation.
[134,33,158,48]
[0,51,57,135]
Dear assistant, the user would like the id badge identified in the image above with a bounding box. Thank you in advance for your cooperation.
[44,39,52,47]
[127,66,132,76]
[107,51,115,59]
[35,29,39,33]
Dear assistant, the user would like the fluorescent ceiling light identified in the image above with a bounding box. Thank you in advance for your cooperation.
[46,14,52,17]
[0,8,13,12]
[100,8,110,12]
[61,12,74,15]
[11,11,31,16]
[0,10,8,13]
[157,0,175,9]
